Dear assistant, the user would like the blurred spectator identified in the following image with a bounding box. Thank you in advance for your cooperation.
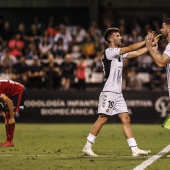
[0,48,17,75]
[144,22,153,36]
[137,52,153,72]
[81,32,96,58]
[150,70,164,91]
[72,25,86,44]
[54,25,73,54]
[41,53,61,90]
[0,21,14,45]
[41,30,54,45]
[60,54,76,91]
[33,16,45,31]
[127,28,143,43]
[70,44,82,60]
[46,16,59,38]
[97,43,107,54]
[25,24,42,47]
[150,63,166,91]
[89,21,101,49]
[126,68,142,90]
[135,52,153,89]
[25,42,38,59]
[130,16,142,35]
[27,55,45,89]
[52,37,65,58]
[8,33,25,59]
[91,52,103,73]
[89,21,102,41]
[38,35,52,59]
[11,55,29,86]
[0,16,4,35]
[76,57,86,90]
[158,39,168,52]
[119,24,129,46]
[17,23,26,40]
[150,18,161,34]
[0,44,3,57]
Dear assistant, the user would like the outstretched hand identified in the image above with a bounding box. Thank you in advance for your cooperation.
[152,34,162,46]
[145,33,153,49]
[145,31,161,49]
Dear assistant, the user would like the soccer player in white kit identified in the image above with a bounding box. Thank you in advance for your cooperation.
[82,27,152,157]
[146,18,170,158]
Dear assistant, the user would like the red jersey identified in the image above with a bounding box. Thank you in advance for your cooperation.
[0,79,25,112]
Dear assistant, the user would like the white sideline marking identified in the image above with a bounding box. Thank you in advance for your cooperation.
[133,144,170,170]
[0,155,46,157]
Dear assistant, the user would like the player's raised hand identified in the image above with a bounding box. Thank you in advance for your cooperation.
[145,31,161,49]
[145,32,153,49]
[153,34,162,46]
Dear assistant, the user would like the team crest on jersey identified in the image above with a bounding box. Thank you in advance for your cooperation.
[106,108,109,112]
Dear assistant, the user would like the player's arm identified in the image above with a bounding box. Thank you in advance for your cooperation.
[126,47,148,59]
[15,90,24,113]
[0,94,15,125]
[147,49,170,67]
[120,31,157,55]
[120,41,145,55]
[146,36,170,67]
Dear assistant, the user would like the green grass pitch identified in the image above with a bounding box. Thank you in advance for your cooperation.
[0,123,169,170]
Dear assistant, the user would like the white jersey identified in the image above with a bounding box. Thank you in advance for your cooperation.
[164,42,170,90]
[101,47,128,93]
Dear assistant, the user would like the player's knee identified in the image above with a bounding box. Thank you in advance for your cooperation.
[122,115,131,124]
[98,114,108,124]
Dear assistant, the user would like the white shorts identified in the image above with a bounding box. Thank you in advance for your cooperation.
[98,91,128,116]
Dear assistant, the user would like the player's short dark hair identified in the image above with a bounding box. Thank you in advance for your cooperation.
[104,27,119,43]
[163,18,170,25]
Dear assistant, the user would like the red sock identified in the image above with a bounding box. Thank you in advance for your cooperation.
[7,124,15,142]
[5,112,15,143]
[5,113,9,142]
[5,124,8,141]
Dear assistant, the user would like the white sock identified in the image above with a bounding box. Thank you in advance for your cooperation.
[84,140,92,149]
[87,133,97,144]
[127,138,138,152]
[84,133,96,149]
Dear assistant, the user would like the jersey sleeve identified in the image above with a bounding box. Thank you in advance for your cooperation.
[105,48,121,59]
[122,53,128,59]
[163,43,170,57]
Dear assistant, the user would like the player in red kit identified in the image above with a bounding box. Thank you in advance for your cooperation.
[0,79,26,147]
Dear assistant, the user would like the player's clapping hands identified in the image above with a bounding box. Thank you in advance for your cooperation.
[145,31,162,50]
